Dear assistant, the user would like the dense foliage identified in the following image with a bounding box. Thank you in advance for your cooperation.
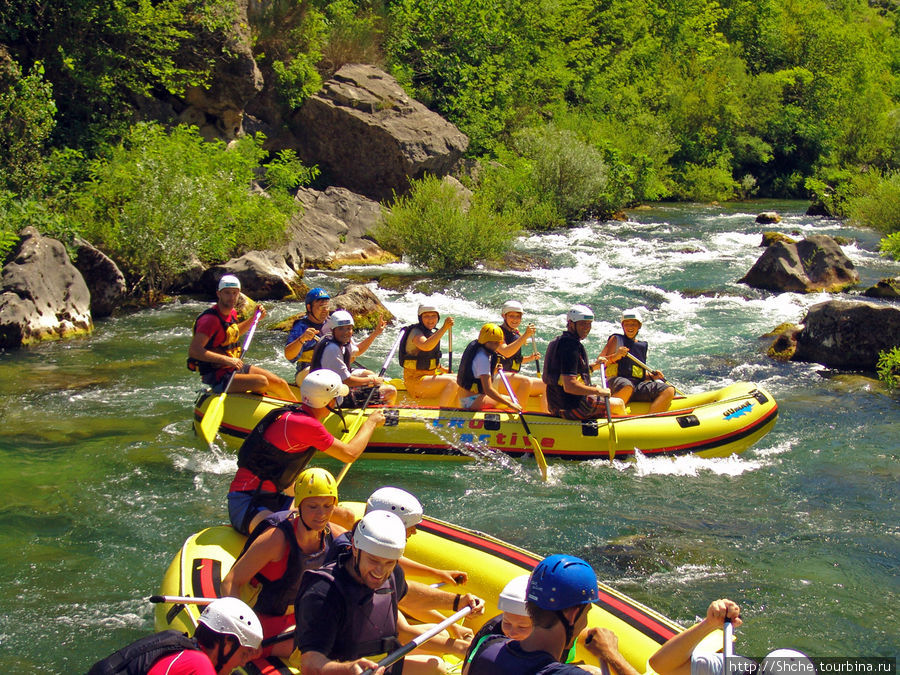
[877,346,900,391]
[3,0,900,277]
[373,176,519,272]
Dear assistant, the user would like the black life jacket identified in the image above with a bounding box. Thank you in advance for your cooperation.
[238,511,337,616]
[309,336,352,373]
[467,636,557,675]
[498,323,524,373]
[236,405,317,492]
[542,330,591,412]
[606,334,648,381]
[296,552,402,662]
[457,340,499,393]
[398,323,442,371]
[87,630,199,675]
[187,306,241,374]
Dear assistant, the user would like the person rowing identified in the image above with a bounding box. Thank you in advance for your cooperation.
[284,287,331,385]
[457,324,521,411]
[494,301,549,413]
[399,304,458,408]
[187,274,296,401]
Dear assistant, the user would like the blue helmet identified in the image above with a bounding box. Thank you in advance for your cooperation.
[527,554,599,610]
[305,287,330,305]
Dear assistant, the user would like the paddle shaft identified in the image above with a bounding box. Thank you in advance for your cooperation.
[724,618,734,661]
[622,353,685,396]
[599,363,616,461]
[222,307,262,393]
[498,367,548,481]
[360,606,472,675]
[531,335,541,375]
[149,595,216,604]
[447,326,453,373]
[335,329,405,486]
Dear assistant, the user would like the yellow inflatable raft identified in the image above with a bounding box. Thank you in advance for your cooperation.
[192,380,777,461]
[154,503,719,674]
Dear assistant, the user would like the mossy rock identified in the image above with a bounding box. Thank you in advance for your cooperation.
[762,322,799,338]
[760,231,796,247]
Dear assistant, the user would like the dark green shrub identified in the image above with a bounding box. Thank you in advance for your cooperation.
[877,346,900,391]
[373,175,519,273]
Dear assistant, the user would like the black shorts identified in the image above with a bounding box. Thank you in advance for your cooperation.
[608,376,671,401]
[340,385,384,409]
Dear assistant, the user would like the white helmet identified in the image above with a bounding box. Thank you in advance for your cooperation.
[417,304,439,317]
[566,305,594,323]
[501,300,524,316]
[197,597,263,649]
[365,487,424,529]
[217,274,241,291]
[301,369,349,408]
[497,574,530,616]
[328,309,355,329]
[353,510,407,560]
[621,308,643,324]
[760,650,813,675]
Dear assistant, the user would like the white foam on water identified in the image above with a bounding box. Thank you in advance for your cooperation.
[629,449,766,477]
[171,446,236,475]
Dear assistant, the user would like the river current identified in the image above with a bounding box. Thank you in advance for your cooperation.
[0,201,897,672]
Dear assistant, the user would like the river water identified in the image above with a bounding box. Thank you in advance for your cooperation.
[0,201,897,672]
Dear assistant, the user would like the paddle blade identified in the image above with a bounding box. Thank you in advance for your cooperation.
[198,392,226,446]
[528,433,548,481]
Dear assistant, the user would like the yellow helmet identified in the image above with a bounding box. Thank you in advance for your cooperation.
[478,323,504,344]
[293,467,338,507]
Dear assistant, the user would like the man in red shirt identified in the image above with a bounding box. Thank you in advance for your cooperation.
[187,274,296,401]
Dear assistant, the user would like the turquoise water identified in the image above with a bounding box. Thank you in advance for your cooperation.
[0,201,897,672]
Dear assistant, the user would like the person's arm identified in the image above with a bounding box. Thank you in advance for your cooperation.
[648,599,742,675]
[479,373,519,409]
[580,627,640,675]
[598,335,629,364]
[321,410,386,461]
[220,528,285,597]
[561,374,611,399]
[236,305,266,335]
[495,324,536,358]
[353,317,386,358]
[396,612,471,658]
[285,324,319,362]
[188,327,240,370]
[412,318,454,352]
[398,558,467,586]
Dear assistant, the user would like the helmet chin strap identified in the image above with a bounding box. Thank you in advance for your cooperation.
[328,404,347,431]
[213,637,240,673]
[556,605,587,660]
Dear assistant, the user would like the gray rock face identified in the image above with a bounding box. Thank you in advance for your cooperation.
[331,284,394,331]
[739,234,859,293]
[0,227,92,349]
[792,300,900,370]
[284,186,391,268]
[73,238,127,318]
[291,64,469,201]
[201,251,301,300]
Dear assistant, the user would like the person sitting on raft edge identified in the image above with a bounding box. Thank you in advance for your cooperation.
[494,300,549,414]
[188,274,297,401]
[398,303,458,408]
[598,308,675,414]
[227,369,384,536]
[542,305,626,419]
[457,323,521,411]
[284,286,331,386]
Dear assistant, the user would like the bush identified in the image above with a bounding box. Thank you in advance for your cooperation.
[71,123,309,292]
[879,232,900,261]
[877,346,900,391]
[847,170,900,236]
[373,175,519,273]
[672,158,738,202]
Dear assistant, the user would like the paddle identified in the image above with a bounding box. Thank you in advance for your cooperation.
[149,595,216,604]
[447,326,453,373]
[334,329,405,486]
[531,335,541,375]
[598,363,617,461]
[360,606,473,675]
[723,617,734,663]
[497,366,548,481]
[198,307,263,447]
[622,353,685,397]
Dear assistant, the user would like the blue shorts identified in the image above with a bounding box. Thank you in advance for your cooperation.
[227,490,294,535]
[608,376,672,401]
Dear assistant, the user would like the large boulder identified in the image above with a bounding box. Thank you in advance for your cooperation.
[739,234,859,293]
[200,251,302,300]
[863,276,900,300]
[791,300,900,370]
[0,227,93,348]
[291,64,469,201]
[284,186,395,269]
[73,238,127,318]
[331,284,394,331]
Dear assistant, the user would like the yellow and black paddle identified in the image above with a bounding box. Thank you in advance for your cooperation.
[497,366,548,481]
[335,329,405,486]
[197,307,262,448]
[598,362,617,461]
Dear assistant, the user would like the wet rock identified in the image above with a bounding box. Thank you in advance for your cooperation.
[756,211,781,224]
[200,251,302,300]
[284,186,395,269]
[331,284,394,331]
[0,227,93,349]
[291,64,469,201]
[760,231,796,247]
[791,300,900,370]
[72,238,127,318]
[863,276,900,300]
[739,234,859,293]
